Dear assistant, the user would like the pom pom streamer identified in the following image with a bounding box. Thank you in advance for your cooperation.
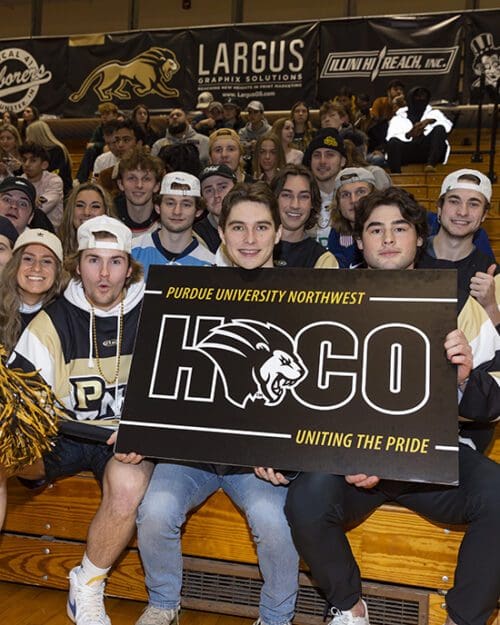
[0,347,67,472]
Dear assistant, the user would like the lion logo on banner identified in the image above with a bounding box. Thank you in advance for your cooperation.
[196,319,307,409]
[69,46,180,103]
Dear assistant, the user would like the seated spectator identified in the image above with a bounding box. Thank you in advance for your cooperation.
[151,108,209,166]
[209,128,252,183]
[190,90,214,129]
[271,164,338,269]
[97,119,145,195]
[342,131,392,190]
[290,101,316,152]
[193,101,225,136]
[0,215,18,277]
[58,182,115,257]
[195,164,237,253]
[386,85,452,173]
[19,105,40,140]
[272,118,304,164]
[92,119,121,181]
[2,110,19,128]
[221,97,245,132]
[76,102,119,183]
[131,104,161,148]
[115,148,163,237]
[327,167,377,268]
[319,101,350,132]
[158,143,202,178]
[20,142,64,228]
[238,100,271,160]
[0,176,37,234]
[333,86,357,123]
[368,80,406,153]
[25,120,73,195]
[132,171,214,279]
[0,228,64,354]
[252,133,286,184]
[136,182,299,625]
[0,123,23,181]
[353,93,373,134]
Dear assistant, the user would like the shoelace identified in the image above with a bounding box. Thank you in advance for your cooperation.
[76,582,108,621]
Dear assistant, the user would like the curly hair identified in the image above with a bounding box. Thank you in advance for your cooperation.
[0,246,66,354]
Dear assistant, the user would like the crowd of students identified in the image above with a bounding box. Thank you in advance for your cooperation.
[0,88,498,625]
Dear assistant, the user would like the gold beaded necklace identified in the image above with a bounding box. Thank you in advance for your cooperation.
[91,292,125,385]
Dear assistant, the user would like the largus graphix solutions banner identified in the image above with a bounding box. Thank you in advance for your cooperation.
[318,14,463,103]
[190,22,318,110]
[117,267,460,485]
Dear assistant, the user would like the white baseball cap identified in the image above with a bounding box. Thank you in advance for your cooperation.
[196,91,214,110]
[14,228,63,262]
[160,172,201,197]
[440,169,492,203]
[77,215,132,254]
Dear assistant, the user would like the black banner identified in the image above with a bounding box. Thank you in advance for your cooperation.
[117,266,459,485]
[0,38,67,115]
[318,14,463,103]
[463,10,500,103]
[191,22,318,111]
[66,31,192,117]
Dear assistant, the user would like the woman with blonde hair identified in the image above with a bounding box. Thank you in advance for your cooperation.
[272,117,304,165]
[25,120,73,196]
[0,123,22,180]
[252,133,286,183]
[0,229,66,355]
[208,128,252,183]
[58,182,115,257]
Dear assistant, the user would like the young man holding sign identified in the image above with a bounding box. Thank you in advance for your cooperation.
[135,182,300,625]
[281,187,500,625]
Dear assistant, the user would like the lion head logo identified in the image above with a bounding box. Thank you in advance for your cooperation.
[196,319,307,409]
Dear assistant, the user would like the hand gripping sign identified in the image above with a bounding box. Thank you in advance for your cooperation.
[117,266,459,484]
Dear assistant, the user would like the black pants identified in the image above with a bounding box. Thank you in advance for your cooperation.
[387,126,448,173]
[285,445,500,625]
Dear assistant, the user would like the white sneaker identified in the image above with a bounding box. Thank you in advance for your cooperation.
[328,599,369,625]
[135,606,180,625]
[67,566,111,625]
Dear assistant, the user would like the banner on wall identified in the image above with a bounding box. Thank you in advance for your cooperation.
[117,266,460,485]
[0,38,67,114]
[463,10,500,103]
[65,31,193,117]
[318,14,463,103]
[190,22,318,110]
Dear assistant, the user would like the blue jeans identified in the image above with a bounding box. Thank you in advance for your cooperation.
[137,463,299,625]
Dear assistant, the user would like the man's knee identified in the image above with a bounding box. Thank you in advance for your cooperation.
[286,472,345,529]
[102,461,152,516]
[137,486,189,535]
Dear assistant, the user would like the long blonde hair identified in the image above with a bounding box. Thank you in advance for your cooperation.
[0,246,66,354]
[58,183,116,257]
[25,120,72,168]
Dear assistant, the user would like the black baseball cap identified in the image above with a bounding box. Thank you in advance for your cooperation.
[0,176,37,212]
[0,215,19,245]
[199,164,237,184]
[303,129,346,167]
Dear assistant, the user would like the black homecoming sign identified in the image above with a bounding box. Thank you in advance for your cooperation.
[117,266,459,485]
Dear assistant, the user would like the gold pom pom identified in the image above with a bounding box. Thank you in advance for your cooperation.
[0,347,66,472]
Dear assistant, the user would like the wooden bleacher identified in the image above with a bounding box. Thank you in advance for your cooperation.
[1,434,498,625]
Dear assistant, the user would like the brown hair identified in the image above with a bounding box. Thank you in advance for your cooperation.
[438,173,491,212]
[252,133,286,181]
[0,246,66,354]
[353,187,428,244]
[117,147,164,182]
[270,164,321,231]
[219,181,281,231]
